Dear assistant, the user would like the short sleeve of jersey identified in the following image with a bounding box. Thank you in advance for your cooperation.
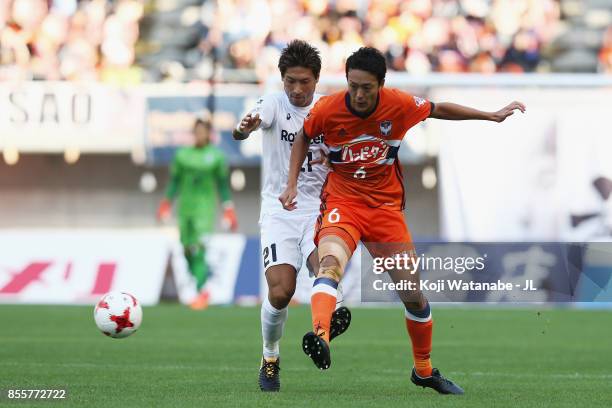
[398,91,432,130]
[303,96,328,139]
[249,94,277,129]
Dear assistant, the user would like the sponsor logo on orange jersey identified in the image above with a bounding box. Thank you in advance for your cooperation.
[341,135,390,164]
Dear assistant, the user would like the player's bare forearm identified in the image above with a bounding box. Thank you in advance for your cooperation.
[430,102,490,121]
[430,101,525,123]
[287,129,309,188]
[278,129,307,210]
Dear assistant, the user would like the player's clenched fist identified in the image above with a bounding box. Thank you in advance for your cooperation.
[279,184,298,211]
[157,198,172,222]
[221,204,239,232]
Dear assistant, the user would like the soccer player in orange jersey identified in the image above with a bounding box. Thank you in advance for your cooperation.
[279,47,526,395]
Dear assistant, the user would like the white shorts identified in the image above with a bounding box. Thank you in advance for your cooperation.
[259,211,318,274]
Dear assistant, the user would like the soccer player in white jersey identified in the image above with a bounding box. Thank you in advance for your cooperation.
[233,40,351,392]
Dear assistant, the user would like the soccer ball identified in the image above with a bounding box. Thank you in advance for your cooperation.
[93,291,143,338]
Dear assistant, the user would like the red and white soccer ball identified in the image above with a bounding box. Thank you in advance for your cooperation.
[94,291,143,338]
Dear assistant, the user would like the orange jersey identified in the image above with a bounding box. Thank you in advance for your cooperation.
[303,88,432,210]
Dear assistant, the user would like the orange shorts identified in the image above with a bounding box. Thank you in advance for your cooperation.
[314,199,413,257]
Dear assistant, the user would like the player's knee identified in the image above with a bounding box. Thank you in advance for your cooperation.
[268,284,294,309]
[318,255,343,281]
[317,237,350,281]
[267,277,295,308]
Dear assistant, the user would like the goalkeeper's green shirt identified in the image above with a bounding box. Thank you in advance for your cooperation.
[164,145,231,218]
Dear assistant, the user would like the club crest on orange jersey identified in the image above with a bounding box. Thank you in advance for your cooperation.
[341,135,390,164]
[379,120,392,137]
[413,96,426,107]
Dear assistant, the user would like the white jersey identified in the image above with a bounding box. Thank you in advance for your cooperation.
[251,91,328,218]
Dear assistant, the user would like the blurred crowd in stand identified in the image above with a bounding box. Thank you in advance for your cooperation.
[1,0,611,83]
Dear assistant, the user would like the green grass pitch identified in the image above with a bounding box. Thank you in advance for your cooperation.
[1,304,611,407]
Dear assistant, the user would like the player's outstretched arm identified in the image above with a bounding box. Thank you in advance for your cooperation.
[232,113,262,140]
[430,101,526,122]
[279,128,309,211]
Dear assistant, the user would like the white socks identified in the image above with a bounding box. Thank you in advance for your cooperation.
[261,296,288,359]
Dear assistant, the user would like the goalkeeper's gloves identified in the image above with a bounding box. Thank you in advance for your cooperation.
[221,202,238,232]
[157,198,172,222]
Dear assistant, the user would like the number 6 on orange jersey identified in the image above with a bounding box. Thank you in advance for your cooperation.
[328,208,340,223]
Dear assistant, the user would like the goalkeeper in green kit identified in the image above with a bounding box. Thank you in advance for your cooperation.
[157,116,238,310]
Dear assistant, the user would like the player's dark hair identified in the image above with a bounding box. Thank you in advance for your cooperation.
[278,39,322,79]
[345,47,387,84]
[194,117,211,129]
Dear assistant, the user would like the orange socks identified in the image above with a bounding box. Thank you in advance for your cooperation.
[311,277,338,344]
[405,303,433,377]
